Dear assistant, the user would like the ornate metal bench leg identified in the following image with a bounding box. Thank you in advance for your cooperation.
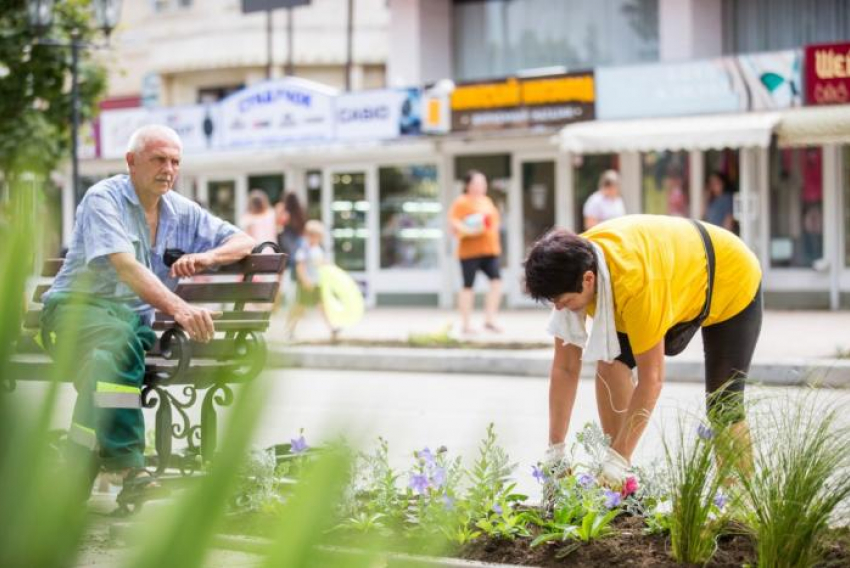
[143,384,173,475]
[201,384,234,464]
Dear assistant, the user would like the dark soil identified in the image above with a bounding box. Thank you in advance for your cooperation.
[223,512,850,567]
[459,516,755,567]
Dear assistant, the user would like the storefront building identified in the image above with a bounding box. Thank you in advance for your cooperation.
[74,1,850,309]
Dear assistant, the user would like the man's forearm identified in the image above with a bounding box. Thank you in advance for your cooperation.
[114,257,187,316]
[208,233,256,266]
[549,367,580,445]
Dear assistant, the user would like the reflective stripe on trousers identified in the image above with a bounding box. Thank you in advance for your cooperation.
[68,422,97,450]
[94,381,142,409]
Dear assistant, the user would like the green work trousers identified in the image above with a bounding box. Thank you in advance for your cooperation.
[41,294,156,471]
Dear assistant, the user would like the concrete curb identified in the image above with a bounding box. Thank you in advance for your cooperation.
[268,345,850,387]
[212,534,536,568]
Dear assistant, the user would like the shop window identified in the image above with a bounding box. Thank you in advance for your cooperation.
[305,170,322,222]
[208,180,236,224]
[454,155,511,267]
[844,147,850,267]
[453,0,658,81]
[703,149,740,234]
[722,0,850,54]
[641,151,690,217]
[248,174,285,206]
[332,172,367,272]
[379,165,441,270]
[152,0,192,14]
[522,161,556,251]
[197,84,243,105]
[573,154,619,231]
[768,147,823,268]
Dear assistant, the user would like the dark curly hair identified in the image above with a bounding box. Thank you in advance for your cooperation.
[523,228,597,302]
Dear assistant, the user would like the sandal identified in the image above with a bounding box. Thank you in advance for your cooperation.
[113,468,170,516]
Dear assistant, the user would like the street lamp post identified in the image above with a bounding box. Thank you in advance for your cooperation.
[26,0,122,199]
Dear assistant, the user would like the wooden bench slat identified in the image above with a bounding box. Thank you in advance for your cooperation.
[154,310,271,322]
[33,282,279,304]
[151,320,270,332]
[174,282,279,303]
[42,259,64,277]
[37,253,286,279]
[215,254,287,275]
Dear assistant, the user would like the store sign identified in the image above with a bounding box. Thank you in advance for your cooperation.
[450,72,595,132]
[335,88,422,141]
[738,50,803,110]
[100,105,218,159]
[805,42,850,105]
[597,51,802,120]
[219,77,335,148]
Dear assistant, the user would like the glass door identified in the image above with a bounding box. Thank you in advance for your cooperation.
[331,171,369,272]
[522,161,556,254]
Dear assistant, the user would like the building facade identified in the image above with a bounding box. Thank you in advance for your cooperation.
[75,0,850,309]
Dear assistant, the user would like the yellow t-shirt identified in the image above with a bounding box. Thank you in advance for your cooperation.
[584,215,761,355]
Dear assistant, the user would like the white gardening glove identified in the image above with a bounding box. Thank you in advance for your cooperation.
[544,442,565,465]
[598,446,630,488]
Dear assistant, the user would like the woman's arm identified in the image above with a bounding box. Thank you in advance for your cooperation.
[549,339,583,445]
[610,339,665,461]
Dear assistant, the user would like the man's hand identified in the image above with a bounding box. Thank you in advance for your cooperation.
[170,251,216,279]
[173,304,218,343]
[598,446,630,488]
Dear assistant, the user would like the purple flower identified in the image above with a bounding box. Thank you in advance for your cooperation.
[532,465,548,483]
[431,466,447,488]
[290,435,309,454]
[603,490,622,509]
[697,424,715,440]
[442,494,455,511]
[492,503,503,515]
[409,473,430,495]
[577,472,595,488]
[713,492,728,510]
[416,447,436,465]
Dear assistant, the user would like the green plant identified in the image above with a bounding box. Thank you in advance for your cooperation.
[473,500,532,540]
[0,177,379,568]
[737,395,850,568]
[661,415,735,565]
[465,423,516,519]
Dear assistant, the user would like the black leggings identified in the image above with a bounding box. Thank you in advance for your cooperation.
[614,286,763,424]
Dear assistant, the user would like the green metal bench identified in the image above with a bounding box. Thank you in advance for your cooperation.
[7,244,286,475]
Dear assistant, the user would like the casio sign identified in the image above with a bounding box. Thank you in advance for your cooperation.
[338,106,389,123]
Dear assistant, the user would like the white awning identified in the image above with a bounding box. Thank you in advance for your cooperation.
[776,105,850,147]
[556,112,780,154]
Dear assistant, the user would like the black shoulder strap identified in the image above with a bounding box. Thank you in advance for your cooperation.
[691,219,716,323]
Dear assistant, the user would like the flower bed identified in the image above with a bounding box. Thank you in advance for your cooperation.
[223,414,850,567]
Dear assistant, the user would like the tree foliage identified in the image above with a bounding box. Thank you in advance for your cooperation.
[0,0,107,177]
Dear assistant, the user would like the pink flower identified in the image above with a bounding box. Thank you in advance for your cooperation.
[621,475,638,498]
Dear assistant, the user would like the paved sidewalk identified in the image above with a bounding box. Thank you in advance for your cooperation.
[265,307,850,386]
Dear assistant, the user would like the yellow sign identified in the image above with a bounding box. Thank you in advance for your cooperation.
[451,73,595,111]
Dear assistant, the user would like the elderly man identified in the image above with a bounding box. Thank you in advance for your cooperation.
[41,125,255,504]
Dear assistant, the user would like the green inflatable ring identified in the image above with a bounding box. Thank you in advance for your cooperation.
[319,264,365,328]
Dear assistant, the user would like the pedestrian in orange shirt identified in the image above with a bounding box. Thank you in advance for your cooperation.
[448,170,503,335]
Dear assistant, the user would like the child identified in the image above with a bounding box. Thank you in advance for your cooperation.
[285,220,339,341]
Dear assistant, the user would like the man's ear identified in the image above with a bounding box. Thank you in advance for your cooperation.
[125,151,135,171]
[583,270,595,291]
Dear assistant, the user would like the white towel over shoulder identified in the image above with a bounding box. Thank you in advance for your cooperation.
[546,242,620,363]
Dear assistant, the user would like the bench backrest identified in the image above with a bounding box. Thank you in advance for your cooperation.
[18,250,287,364]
